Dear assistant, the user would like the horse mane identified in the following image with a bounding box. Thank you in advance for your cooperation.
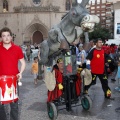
[61,12,68,20]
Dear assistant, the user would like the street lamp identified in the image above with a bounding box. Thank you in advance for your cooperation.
[12,33,16,42]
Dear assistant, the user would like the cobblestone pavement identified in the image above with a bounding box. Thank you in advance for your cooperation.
[7,61,120,120]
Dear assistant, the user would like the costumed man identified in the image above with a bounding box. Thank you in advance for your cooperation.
[47,58,64,102]
[84,38,114,100]
[47,58,81,102]
[0,27,26,120]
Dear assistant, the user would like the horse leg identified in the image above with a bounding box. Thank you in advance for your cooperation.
[38,63,44,80]
[39,40,49,64]
[38,39,55,78]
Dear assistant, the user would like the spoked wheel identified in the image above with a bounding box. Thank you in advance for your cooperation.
[47,102,58,120]
[81,95,92,111]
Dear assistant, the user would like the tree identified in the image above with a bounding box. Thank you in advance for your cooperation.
[89,24,111,42]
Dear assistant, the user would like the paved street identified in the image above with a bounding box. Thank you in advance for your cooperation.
[16,61,120,120]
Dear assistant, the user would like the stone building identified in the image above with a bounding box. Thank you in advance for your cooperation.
[113,1,120,39]
[0,0,75,45]
[87,0,114,38]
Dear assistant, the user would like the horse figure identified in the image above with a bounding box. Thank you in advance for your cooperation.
[39,0,99,66]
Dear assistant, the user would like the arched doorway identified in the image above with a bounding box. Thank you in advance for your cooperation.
[24,23,48,44]
[33,31,43,44]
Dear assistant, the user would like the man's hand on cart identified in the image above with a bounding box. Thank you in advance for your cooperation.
[107,59,111,63]
[17,73,22,80]
[17,73,22,86]
[77,68,83,73]
[58,83,63,90]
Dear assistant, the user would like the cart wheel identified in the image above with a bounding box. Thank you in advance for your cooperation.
[47,102,58,120]
[81,95,92,111]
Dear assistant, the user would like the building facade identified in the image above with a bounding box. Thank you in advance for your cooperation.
[87,0,114,38]
[113,1,120,39]
[0,0,75,45]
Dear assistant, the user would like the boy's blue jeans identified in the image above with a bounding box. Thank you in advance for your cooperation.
[0,101,19,120]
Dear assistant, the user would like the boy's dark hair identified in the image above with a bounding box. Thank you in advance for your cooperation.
[0,27,12,37]
[95,38,102,43]
[34,57,38,60]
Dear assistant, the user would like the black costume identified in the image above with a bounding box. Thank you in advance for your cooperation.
[84,48,111,98]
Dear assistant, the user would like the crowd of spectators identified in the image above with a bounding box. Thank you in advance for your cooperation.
[20,43,40,62]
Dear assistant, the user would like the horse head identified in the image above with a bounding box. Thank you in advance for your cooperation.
[69,0,99,32]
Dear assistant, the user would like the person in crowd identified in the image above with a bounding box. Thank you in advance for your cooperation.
[38,44,41,60]
[34,43,39,49]
[84,38,114,100]
[115,60,120,112]
[86,39,96,70]
[102,44,110,55]
[88,39,96,53]
[109,44,116,59]
[117,44,120,52]
[115,59,120,111]
[111,49,120,85]
[72,41,79,54]
[26,45,32,62]
[114,60,120,91]
[77,44,87,68]
[105,54,115,77]
[110,44,118,81]
[31,57,39,85]
[0,27,26,120]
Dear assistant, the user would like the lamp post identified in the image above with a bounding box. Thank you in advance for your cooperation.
[12,33,16,42]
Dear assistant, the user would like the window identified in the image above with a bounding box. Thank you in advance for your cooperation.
[101,5,105,8]
[117,23,120,34]
[102,25,105,27]
[102,17,106,20]
[106,20,111,23]
[33,0,41,6]
[91,11,95,13]
[106,7,111,11]
[106,11,111,14]
[101,20,105,24]
[106,24,110,28]
[91,7,95,9]
[101,13,105,16]
[3,0,8,12]
[106,13,112,17]
[97,6,100,8]
[66,0,71,11]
